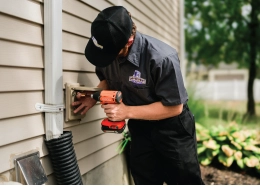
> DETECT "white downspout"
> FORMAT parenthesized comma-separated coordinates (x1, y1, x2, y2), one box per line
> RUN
(44, 0, 63, 140)
(180, 0, 186, 85)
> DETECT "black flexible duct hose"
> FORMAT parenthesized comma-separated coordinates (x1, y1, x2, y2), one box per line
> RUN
(45, 131, 83, 185)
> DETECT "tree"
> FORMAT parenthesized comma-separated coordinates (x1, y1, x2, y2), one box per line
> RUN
(185, 0, 260, 116)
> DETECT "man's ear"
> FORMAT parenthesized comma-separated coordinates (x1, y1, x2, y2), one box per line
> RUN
(126, 36, 134, 47)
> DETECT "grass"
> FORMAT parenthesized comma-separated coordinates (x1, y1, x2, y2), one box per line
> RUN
(186, 83, 260, 130)
(203, 100, 260, 130)
(187, 93, 260, 130)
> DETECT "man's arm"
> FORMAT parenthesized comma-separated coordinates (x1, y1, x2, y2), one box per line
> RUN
(97, 80, 109, 90)
(102, 102, 183, 121)
(127, 102, 183, 120)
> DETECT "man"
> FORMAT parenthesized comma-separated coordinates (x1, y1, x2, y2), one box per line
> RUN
(73, 6, 204, 185)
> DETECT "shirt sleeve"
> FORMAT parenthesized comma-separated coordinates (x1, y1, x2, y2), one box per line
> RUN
(151, 53, 188, 106)
(95, 67, 105, 81)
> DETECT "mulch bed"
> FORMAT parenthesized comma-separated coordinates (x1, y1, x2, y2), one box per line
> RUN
(200, 164, 260, 185)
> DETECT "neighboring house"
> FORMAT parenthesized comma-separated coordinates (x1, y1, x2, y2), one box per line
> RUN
(187, 62, 260, 101)
(187, 62, 248, 81)
(208, 63, 248, 82)
(0, 0, 183, 184)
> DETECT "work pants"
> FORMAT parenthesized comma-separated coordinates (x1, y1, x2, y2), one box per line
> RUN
(127, 105, 204, 185)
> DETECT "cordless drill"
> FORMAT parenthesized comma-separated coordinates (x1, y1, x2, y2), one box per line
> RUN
(91, 90, 126, 134)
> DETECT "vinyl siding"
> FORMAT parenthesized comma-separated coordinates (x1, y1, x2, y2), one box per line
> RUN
(0, 0, 181, 184)
(0, 0, 47, 183)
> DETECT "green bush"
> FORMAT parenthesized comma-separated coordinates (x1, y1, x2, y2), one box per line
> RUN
(196, 122, 260, 174)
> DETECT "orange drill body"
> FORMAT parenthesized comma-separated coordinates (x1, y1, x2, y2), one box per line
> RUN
(91, 90, 126, 133)
(97, 91, 122, 104)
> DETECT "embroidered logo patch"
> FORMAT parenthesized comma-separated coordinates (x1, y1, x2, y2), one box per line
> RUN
(92, 36, 103, 49)
(129, 70, 146, 85)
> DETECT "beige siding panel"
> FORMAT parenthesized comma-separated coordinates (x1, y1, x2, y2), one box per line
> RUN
(41, 123, 121, 172)
(0, 170, 13, 183)
(63, 51, 95, 72)
(0, 40, 43, 68)
(126, 0, 175, 38)
(147, 0, 179, 49)
(0, 67, 43, 92)
(0, 129, 120, 175)
(0, 14, 43, 46)
(41, 156, 53, 176)
(108, 0, 172, 42)
(0, 136, 48, 173)
(0, 91, 43, 119)
(32, 0, 43, 2)
(166, 0, 173, 4)
(171, 1, 180, 25)
(63, 0, 99, 22)
(0, 157, 55, 183)
(156, 0, 175, 20)
(64, 104, 106, 129)
(160, 0, 173, 16)
(0, 167, 55, 184)
(78, 142, 121, 175)
(173, 1, 180, 30)
(65, 120, 104, 144)
(63, 71, 100, 88)
(139, 0, 175, 31)
(0, 135, 121, 178)
(46, 174, 56, 185)
(133, 18, 174, 47)
(37, 125, 121, 176)
(80, 0, 113, 11)
(151, 0, 178, 33)
(172, 0, 180, 51)
(63, 32, 88, 53)
(0, 0, 43, 24)
(62, 12, 91, 38)
(74, 133, 122, 160)
(0, 114, 44, 146)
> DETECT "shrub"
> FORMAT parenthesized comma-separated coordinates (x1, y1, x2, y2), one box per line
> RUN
(196, 122, 260, 174)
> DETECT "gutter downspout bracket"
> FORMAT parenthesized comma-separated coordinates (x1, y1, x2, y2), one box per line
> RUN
(35, 103, 64, 113)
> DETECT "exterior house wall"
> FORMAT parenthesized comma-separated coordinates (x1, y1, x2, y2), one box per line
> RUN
(0, 0, 181, 184)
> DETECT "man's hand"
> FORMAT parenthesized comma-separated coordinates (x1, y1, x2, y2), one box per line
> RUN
(101, 102, 129, 121)
(72, 91, 97, 115)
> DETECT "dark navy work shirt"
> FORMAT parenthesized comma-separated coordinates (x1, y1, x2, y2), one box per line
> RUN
(96, 31, 188, 106)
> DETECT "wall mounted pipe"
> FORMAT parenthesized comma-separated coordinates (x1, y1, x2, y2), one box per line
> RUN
(45, 131, 83, 185)
(44, 1, 82, 184)
(44, 0, 63, 141)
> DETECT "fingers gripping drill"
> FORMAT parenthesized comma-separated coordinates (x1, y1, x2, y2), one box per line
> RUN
(91, 90, 126, 134)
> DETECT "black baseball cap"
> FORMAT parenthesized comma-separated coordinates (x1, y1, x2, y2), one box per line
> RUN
(85, 6, 133, 67)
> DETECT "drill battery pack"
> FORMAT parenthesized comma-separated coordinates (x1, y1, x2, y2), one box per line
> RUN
(101, 118, 126, 134)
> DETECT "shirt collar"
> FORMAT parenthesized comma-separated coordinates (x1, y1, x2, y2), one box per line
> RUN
(126, 31, 142, 67)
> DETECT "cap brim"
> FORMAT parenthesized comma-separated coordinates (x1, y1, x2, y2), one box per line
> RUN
(85, 38, 118, 67)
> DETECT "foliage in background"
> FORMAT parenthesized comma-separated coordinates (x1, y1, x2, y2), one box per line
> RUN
(187, 83, 260, 129)
(186, 83, 206, 124)
(196, 122, 260, 174)
(187, 85, 260, 173)
(185, 0, 260, 116)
